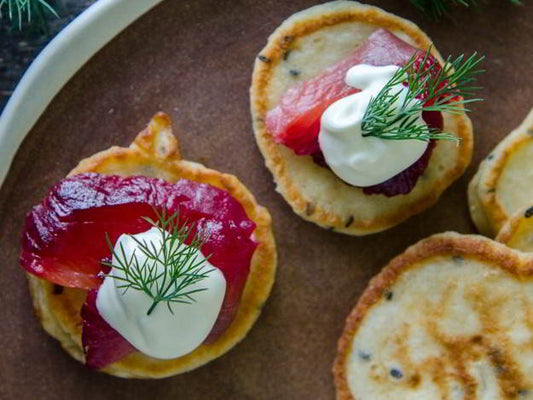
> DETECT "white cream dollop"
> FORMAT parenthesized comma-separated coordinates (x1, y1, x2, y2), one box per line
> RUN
(318, 64, 428, 187)
(96, 227, 226, 359)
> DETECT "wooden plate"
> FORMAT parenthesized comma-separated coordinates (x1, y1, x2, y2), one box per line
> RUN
(0, 1, 532, 399)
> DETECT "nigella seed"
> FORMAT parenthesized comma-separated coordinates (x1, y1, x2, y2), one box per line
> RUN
(518, 389, 529, 396)
(452, 255, 464, 264)
(525, 207, 533, 218)
(487, 188, 496, 193)
(345, 215, 355, 228)
(289, 69, 300, 77)
(258, 55, 271, 63)
(53, 284, 64, 295)
(358, 350, 371, 361)
(305, 202, 316, 216)
(487, 154, 494, 160)
(384, 291, 394, 301)
(283, 50, 291, 61)
(390, 368, 403, 379)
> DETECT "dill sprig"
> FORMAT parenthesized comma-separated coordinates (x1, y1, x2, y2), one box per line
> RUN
(103, 209, 214, 316)
(410, 0, 522, 20)
(0, 0, 58, 31)
(361, 49, 485, 142)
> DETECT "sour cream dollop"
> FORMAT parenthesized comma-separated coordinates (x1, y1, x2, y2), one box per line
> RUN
(318, 64, 428, 187)
(96, 227, 226, 359)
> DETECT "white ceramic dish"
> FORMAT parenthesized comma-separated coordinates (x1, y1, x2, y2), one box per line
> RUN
(0, 0, 164, 187)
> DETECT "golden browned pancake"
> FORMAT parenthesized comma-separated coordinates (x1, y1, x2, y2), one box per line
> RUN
(250, 0, 473, 236)
(468, 108, 533, 237)
(334, 232, 533, 400)
(497, 205, 533, 252)
(27, 113, 277, 378)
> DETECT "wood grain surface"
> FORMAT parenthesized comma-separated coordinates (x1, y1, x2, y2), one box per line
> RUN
(0, 1, 532, 399)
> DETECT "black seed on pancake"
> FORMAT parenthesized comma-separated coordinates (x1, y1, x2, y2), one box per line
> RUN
(305, 202, 315, 216)
(345, 215, 354, 228)
(487, 188, 496, 193)
(283, 50, 291, 61)
(384, 291, 393, 301)
(358, 350, 371, 361)
(487, 154, 494, 160)
(52, 284, 64, 295)
(452, 255, 464, 264)
(525, 207, 533, 218)
(258, 55, 271, 63)
(390, 368, 403, 379)
(518, 389, 529, 396)
(289, 69, 300, 77)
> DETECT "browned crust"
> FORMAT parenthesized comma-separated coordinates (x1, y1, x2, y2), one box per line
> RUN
(27, 112, 277, 378)
(467, 165, 493, 237)
(496, 207, 527, 246)
(332, 231, 533, 400)
(468, 108, 533, 237)
(496, 204, 533, 247)
(250, 1, 473, 236)
(477, 134, 533, 234)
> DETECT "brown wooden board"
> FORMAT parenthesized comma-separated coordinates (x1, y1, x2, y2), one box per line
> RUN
(1, 1, 532, 399)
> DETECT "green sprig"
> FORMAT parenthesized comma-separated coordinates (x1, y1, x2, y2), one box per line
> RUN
(0, 0, 58, 31)
(361, 49, 485, 142)
(410, 0, 522, 20)
(103, 208, 213, 316)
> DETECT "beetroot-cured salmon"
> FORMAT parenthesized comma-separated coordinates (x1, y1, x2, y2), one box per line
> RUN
(21, 173, 258, 367)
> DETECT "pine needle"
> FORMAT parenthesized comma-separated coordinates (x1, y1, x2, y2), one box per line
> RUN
(0, 0, 58, 32)
(410, 0, 523, 20)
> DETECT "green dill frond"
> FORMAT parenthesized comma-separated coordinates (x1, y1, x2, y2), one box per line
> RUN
(361, 48, 485, 142)
(103, 208, 214, 316)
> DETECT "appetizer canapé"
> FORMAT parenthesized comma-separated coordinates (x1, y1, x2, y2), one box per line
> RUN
(21, 113, 276, 378)
(251, 1, 481, 235)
